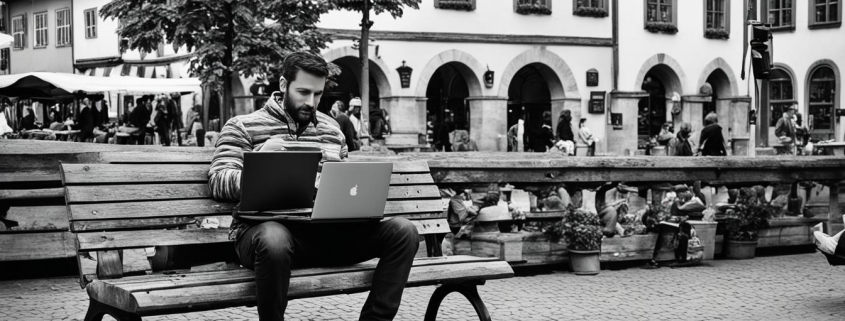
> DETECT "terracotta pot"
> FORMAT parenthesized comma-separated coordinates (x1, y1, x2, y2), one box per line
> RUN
(724, 239, 758, 259)
(569, 249, 601, 275)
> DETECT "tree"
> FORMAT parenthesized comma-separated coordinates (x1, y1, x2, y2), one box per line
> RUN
(331, 0, 420, 136)
(101, 0, 333, 125)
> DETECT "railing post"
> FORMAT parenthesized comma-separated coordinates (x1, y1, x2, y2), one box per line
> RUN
(829, 181, 842, 234)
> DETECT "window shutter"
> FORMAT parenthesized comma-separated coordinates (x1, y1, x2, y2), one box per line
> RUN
(22, 15, 26, 47)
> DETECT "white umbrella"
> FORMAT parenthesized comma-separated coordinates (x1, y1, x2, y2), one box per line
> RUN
(0, 33, 13, 49)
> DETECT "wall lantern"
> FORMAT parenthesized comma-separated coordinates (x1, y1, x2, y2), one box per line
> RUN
(484, 66, 495, 88)
(396, 60, 412, 89)
(586, 69, 599, 87)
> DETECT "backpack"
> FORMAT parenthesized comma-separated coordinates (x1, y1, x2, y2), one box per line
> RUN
(676, 138, 694, 156)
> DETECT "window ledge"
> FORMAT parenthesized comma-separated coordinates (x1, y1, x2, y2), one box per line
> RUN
(809, 21, 842, 30)
(12, 47, 24, 51)
(516, 4, 552, 15)
(56, 44, 72, 48)
(770, 25, 796, 32)
(436, 0, 475, 11)
(644, 21, 678, 34)
(704, 28, 730, 39)
(33, 45, 47, 49)
(573, 7, 608, 18)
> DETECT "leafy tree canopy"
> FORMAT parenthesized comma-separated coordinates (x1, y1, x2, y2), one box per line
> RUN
(101, 0, 334, 91)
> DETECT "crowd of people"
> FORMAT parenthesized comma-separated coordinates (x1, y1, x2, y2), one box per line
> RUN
(0, 93, 203, 146)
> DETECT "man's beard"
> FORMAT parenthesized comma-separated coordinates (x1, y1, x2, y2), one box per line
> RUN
(284, 94, 315, 124)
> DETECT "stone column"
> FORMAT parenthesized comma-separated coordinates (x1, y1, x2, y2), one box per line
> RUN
(721, 96, 752, 156)
(382, 96, 426, 135)
(606, 91, 648, 156)
(467, 96, 508, 151)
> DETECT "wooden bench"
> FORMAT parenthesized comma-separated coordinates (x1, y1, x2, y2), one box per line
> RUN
(61, 159, 513, 321)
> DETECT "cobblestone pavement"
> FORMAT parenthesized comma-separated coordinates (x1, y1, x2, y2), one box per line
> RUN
(3, 252, 845, 320)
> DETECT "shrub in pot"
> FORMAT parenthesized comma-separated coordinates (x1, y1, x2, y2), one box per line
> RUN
(547, 206, 603, 275)
(723, 187, 777, 259)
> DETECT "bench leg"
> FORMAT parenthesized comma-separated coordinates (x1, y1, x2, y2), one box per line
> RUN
(424, 234, 444, 257)
(85, 298, 141, 321)
(424, 282, 491, 321)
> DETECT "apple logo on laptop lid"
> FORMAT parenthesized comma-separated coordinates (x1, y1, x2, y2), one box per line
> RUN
(350, 185, 358, 196)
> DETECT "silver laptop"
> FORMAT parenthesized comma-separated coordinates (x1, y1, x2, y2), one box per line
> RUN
(238, 152, 392, 222)
(311, 162, 392, 221)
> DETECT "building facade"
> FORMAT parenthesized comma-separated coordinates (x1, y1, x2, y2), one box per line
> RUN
(315, 0, 843, 155)
(7, 0, 74, 74)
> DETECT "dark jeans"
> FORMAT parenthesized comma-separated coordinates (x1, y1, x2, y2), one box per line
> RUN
(157, 124, 171, 146)
(235, 218, 420, 321)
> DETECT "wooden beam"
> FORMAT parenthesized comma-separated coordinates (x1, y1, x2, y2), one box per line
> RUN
(0, 232, 76, 260)
(830, 182, 842, 234)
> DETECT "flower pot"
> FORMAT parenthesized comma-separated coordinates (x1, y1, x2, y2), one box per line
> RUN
(724, 239, 758, 259)
(569, 249, 601, 275)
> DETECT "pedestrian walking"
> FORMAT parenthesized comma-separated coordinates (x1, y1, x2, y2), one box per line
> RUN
(578, 118, 598, 156)
(556, 109, 576, 155)
(168, 93, 184, 146)
(77, 99, 96, 142)
(775, 104, 799, 155)
(155, 95, 172, 146)
(698, 112, 727, 156)
(334, 100, 359, 151)
(668, 122, 695, 156)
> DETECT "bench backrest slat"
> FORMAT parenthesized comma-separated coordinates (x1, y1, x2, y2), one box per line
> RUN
(78, 228, 230, 251)
(65, 184, 441, 203)
(62, 160, 446, 253)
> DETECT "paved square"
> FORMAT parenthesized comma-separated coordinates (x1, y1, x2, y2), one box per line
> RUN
(2, 253, 844, 320)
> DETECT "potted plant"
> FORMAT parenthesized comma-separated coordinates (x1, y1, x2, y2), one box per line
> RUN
(573, 6, 608, 18)
(723, 187, 776, 259)
(516, 2, 552, 15)
(704, 28, 730, 39)
(644, 21, 678, 34)
(547, 206, 603, 275)
(438, 0, 474, 11)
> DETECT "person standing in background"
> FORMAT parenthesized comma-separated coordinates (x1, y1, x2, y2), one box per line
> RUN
(578, 118, 598, 156)
(168, 93, 184, 146)
(155, 95, 172, 146)
(668, 122, 695, 156)
(698, 112, 727, 156)
(774, 104, 798, 155)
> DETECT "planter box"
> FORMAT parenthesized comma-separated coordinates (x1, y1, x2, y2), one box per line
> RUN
(453, 231, 569, 265)
(601, 220, 718, 262)
(714, 217, 825, 254)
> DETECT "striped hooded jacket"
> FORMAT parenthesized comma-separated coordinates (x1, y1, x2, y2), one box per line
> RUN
(208, 92, 348, 240)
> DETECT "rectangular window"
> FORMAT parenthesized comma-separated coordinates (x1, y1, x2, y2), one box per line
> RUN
(646, 0, 675, 23)
(56, 8, 71, 47)
(764, 0, 796, 30)
(809, 0, 842, 28)
(34, 12, 47, 48)
(705, 0, 726, 29)
(84, 8, 97, 39)
(573, 0, 609, 17)
(12, 15, 25, 49)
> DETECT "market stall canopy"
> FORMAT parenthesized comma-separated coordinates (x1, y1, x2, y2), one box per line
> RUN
(0, 72, 201, 99)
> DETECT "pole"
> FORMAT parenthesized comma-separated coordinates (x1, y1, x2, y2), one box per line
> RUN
(222, 2, 235, 125)
(360, 0, 371, 143)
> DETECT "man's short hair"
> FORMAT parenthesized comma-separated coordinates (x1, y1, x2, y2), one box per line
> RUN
(704, 112, 718, 125)
(281, 51, 330, 87)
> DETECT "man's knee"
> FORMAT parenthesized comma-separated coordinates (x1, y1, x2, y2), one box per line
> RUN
(252, 222, 294, 259)
(383, 218, 419, 247)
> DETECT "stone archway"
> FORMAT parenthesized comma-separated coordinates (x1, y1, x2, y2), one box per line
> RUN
(498, 49, 579, 152)
(415, 49, 485, 98)
(497, 48, 577, 99)
(697, 58, 739, 97)
(634, 53, 686, 95)
(322, 46, 394, 97)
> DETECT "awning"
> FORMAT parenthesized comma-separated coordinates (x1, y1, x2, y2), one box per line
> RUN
(0, 72, 201, 99)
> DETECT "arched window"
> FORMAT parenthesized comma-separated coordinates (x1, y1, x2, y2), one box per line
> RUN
(808, 66, 837, 138)
(768, 68, 794, 127)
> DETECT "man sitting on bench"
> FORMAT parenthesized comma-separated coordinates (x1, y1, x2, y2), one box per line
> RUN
(208, 51, 420, 321)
